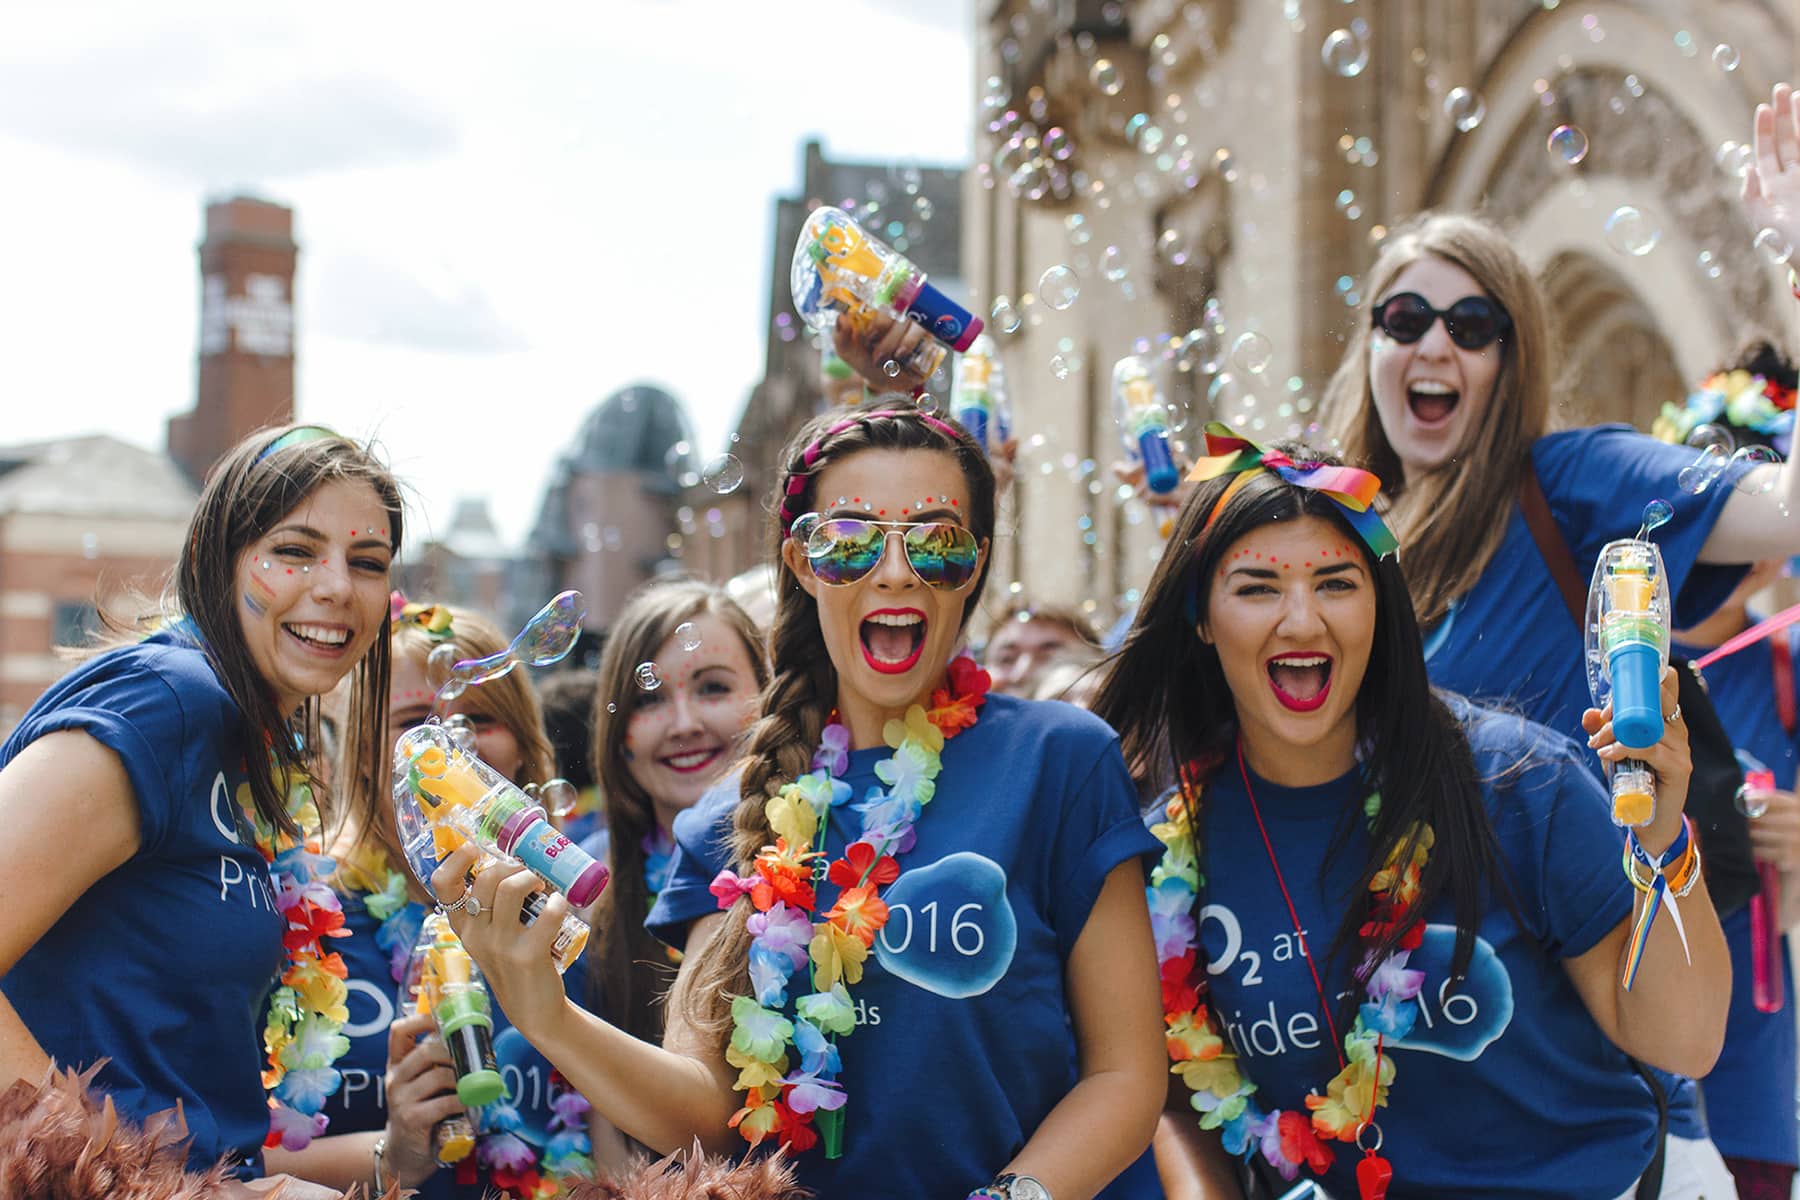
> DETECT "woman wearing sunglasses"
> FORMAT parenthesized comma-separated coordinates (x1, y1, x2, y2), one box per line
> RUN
(431, 396, 1166, 1200)
(1095, 432, 1729, 1199)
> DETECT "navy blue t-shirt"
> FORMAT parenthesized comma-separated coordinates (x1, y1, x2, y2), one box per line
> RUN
(1423, 425, 1746, 742)
(1166, 706, 1665, 1198)
(646, 694, 1163, 1198)
(1679, 626, 1800, 1166)
(1, 632, 284, 1177)
(321, 893, 593, 1197)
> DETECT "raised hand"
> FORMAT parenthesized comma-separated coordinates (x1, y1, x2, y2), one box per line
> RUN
(1742, 83, 1800, 260)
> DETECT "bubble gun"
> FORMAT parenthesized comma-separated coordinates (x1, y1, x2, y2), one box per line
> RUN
(399, 911, 503, 1163)
(1746, 766, 1785, 1013)
(1584, 539, 1671, 827)
(953, 333, 1010, 454)
(1112, 355, 1180, 494)
(393, 723, 597, 972)
(791, 206, 982, 380)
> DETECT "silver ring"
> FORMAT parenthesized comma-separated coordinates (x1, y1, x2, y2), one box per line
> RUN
(441, 893, 470, 913)
(464, 895, 482, 917)
(1666, 704, 1682, 723)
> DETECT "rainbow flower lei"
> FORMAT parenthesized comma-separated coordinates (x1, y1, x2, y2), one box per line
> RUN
(708, 656, 989, 1157)
(250, 767, 354, 1151)
(1653, 368, 1797, 455)
(1150, 768, 1432, 1185)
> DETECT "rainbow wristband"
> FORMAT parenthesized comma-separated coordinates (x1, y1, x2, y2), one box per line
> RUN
(1629, 816, 1691, 871)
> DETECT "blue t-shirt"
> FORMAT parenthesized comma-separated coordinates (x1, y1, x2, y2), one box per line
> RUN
(646, 694, 1163, 1198)
(1167, 706, 1665, 1198)
(1423, 426, 1746, 742)
(1678, 626, 1800, 1166)
(320, 893, 592, 1197)
(0, 632, 284, 1177)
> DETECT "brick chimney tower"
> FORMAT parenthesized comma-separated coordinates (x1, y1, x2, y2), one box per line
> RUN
(166, 196, 298, 484)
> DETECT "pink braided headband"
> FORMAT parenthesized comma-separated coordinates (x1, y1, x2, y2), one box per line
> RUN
(778, 410, 964, 532)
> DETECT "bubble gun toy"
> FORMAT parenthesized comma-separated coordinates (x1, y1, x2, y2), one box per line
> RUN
(1112, 355, 1180, 494)
(1746, 766, 1785, 1013)
(791, 206, 982, 380)
(953, 334, 1010, 454)
(394, 723, 597, 972)
(399, 912, 503, 1163)
(1584, 539, 1671, 827)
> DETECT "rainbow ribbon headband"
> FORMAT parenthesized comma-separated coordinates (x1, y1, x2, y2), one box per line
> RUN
(1186, 421, 1399, 559)
(254, 425, 340, 464)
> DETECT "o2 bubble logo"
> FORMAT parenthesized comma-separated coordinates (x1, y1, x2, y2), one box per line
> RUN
(875, 852, 1017, 999)
(1393, 924, 1514, 1062)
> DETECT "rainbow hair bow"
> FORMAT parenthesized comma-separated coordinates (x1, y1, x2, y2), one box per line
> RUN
(1185, 422, 1399, 559)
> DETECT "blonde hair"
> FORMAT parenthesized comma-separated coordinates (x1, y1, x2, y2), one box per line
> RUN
(1321, 211, 1558, 625)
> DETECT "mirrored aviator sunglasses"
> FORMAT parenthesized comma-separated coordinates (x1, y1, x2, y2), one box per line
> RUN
(791, 514, 980, 589)
(1371, 291, 1511, 351)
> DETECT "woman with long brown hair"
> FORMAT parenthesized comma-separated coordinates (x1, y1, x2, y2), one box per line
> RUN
(0, 425, 401, 1195)
(434, 395, 1166, 1200)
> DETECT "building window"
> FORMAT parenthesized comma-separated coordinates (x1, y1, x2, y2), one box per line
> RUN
(53, 601, 97, 648)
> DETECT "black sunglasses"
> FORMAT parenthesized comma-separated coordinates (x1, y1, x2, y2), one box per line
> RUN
(1371, 292, 1512, 350)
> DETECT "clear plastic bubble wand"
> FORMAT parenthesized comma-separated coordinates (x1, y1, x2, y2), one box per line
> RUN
(790, 205, 983, 382)
(398, 910, 506, 1164)
(1586, 502, 1689, 988)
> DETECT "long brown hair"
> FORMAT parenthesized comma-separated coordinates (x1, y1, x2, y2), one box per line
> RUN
(177, 425, 403, 839)
(668, 396, 997, 1045)
(1321, 211, 1557, 626)
(338, 604, 552, 890)
(586, 577, 768, 1044)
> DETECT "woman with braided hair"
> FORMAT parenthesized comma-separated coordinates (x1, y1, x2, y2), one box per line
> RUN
(433, 395, 1166, 1200)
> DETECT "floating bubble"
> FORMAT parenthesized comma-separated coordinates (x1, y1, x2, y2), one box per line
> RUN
(1640, 499, 1673, 534)
(1321, 26, 1369, 77)
(1044, 126, 1074, 161)
(1714, 43, 1740, 72)
(426, 642, 462, 690)
(442, 713, 477, 752)
(538, 778, 579, 818)
(1231, 331, 1274, 374)
(913, 196, 934, 220)
(1156, 228, 1190, 266)
(1678, 444, 1731, 495)
(1688, 424, 1735, 455)
(1732, 444, 1783, 493)
(1090, 58, 1123, 95)
(1738, 783, 1772, 819)
(1100, 245, 1129, 282)
(635, 662, 663, 691)
(1038, 265, 1081, 310)
(1049, 353, 1073, 380)
(446, 591, 587, 694)
(1718, 140, 1754, 177)
(1444, 87, 1486, 132)
(1697, 249, 1724, 279)
(1547, 124, 1589, 165)
(605, 701, 618, 715)
(882, 359, 902, 378)
(990, 296, 1022, 333)
(1603, 206, 1660, 256)
(1756, 228, 1794, 265)
(1064, 213, 1090, 245)
(701, 454, 744, 495)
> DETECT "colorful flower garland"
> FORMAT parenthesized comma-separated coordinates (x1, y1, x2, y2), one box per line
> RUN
(1653, 368, 1796, 455)
(1149, 767, 1431, 1193)
(708, 657, 990, 1157)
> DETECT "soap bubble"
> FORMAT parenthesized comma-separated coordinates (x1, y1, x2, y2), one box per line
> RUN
(1049, 353, 1073, 380)
(1678, 428, 1732, 494)
(913, 196, 934, 220)
(1755, 228, 1794, 265)
(1178, 324, 1224, 374)
(1321, 27, 1369, 77)
(1732, 444, 1783, 493)
(1640, 499, 1673, 534)
(634, 662, 663, 691)
(991, 296, 1022, 333)
(882, 359, 902, 377)
(1547, 124, 1589, 165)
(1090, 59, 1123, 95)
(1697, 249, 1724, 279)
(605, 701, 618, 715)
(701, 455, 744, 495)
(443, 713, 477, 752)
(1714, 43, 1740, 72)
(1100, 245, 1129, 282)
(1603, 207, 1660, 256)
(1156, 228, 1191, 266)
(1064, 213, 1090, 245)
(1038, 265, 1081, 310)
(675, 621, 703, 651)
(1738, 783, 1772, 819)
(539, 779, 579, 818)
(1231, 331, 1274, 374)
(1044, 127, 1074, 161)
(1444, 87, 1486, 132)
(426, 642, 461, 690)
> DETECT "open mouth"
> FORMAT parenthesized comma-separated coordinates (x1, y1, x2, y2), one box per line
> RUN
(284, 622, 352, 654)
(860, 609, 927, 675)
(1406, 380, 1459, 426)
(660, 746, 724, 775)
(1266, 653, 1333, 713)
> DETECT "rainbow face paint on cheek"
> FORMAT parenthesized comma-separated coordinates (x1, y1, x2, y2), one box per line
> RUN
(243, 573, 278, 617)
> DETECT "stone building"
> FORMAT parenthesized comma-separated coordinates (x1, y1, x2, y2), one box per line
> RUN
(967, 0, 1797, 618)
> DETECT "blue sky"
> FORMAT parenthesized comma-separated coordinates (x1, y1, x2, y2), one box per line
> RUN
(0, 0, 974, 544)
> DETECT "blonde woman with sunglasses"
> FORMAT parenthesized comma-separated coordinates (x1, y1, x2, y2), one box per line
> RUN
(433, 395, 1166, 1200)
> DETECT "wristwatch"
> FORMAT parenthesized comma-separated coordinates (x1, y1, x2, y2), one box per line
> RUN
(975, 1175, 1051, 1200)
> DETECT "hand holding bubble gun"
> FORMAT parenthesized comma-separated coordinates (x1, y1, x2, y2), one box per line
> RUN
(399, 912, 502, 1164)
(1584, 539, 1672, 826)
(1112, 355, 1180, 494)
